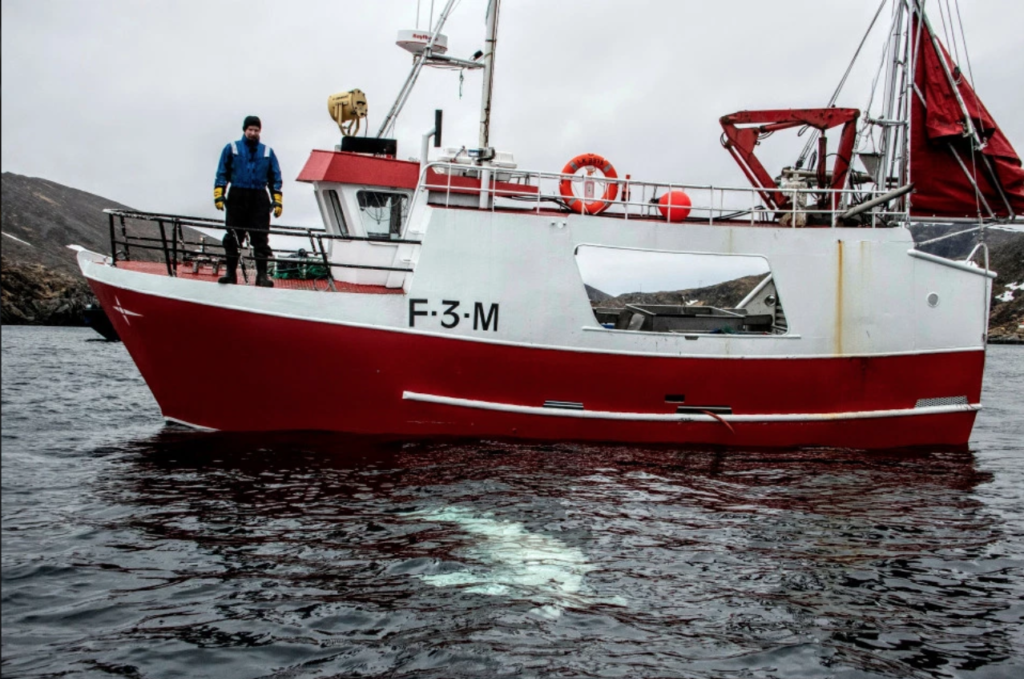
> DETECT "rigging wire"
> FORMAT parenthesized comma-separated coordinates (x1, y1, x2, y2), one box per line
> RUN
(935, 0, 989, 222)
(937, 0, 951, 64)
(951, 0, 984, 140)
(796, 0, 888, 168)
(856, 1, 898, 158)
(953, 0, 976, 91)
(954, 0, 985, 230)
(943, 0, 962, 70)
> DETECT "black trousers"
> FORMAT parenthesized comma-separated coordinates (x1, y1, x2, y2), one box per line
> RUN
(223, 188, 272, 272)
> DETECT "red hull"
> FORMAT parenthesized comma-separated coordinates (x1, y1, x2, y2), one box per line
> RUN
(89, 279, 982, 449)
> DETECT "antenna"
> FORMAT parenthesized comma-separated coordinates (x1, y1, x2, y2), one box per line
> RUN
(377, 0, 486, 139)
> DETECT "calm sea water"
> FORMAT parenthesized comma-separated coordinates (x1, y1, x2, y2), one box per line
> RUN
(2, 326, 1022, 679)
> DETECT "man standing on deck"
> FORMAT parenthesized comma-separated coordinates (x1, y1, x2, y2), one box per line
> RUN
(213, 115, 283, 287)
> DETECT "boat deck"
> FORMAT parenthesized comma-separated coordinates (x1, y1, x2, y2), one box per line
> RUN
(115, 261, 403, 294)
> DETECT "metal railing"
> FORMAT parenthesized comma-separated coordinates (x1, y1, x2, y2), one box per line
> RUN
(412, 162, 910, 229)
(103, 209, 423, 290)
(101, 164, 911, 293)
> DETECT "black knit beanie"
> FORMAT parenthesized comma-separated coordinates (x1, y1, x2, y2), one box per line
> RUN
(243, 115, 262, 130)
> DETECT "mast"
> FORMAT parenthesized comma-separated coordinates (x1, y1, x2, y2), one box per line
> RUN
(876, 1, 905, 191)
(478, 0, 501, 149)
(900, 0, 926, 213)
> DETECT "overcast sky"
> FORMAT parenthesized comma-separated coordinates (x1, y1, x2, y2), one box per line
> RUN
(3, 0, 1023, 233)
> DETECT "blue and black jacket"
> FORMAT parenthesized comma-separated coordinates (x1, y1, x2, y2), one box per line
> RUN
(215, 138, 283, 193)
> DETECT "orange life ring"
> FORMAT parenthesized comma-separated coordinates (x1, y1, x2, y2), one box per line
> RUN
(559, 153, 619, 215)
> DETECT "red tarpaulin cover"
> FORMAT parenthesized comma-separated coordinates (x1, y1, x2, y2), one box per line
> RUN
(910, 19, 1024, 218)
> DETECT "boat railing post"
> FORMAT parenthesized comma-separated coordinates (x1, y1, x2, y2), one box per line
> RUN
(535, 171, 541, 214)
(119, 214, 131, 260)
(306, 229, 319, 260)
(315, 233, 337, 292)
(479, 165, 491, 210)
(622, 175, 630, 220)
(964, 240, 993, 340)
(170, 219, 180, 273)
(108, 212, 118, 266)
(156, 219, 174, 277)
(446, 163, 453, 209)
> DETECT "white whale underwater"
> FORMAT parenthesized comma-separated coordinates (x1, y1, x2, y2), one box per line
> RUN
(409, 506, 623, 618)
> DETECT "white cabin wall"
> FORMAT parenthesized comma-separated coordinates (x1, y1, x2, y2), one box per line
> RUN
(407, 209, 597, 344)
(314, 182, 415, 286)
(313, 190, 335, 236)
(910, 258, 992, 350)
(407, 210, 984, 358)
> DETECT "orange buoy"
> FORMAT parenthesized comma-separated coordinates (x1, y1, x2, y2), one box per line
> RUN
(658, 190, 692, 222)
(559, 153, 619, 215)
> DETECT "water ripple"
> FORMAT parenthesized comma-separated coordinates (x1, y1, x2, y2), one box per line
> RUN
(2, 328, 1022, 678)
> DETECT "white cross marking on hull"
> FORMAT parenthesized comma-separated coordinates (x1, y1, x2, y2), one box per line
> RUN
(112, 296, 143, 326)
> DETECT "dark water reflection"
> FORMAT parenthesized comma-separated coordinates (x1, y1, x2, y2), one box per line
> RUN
(24, 437, 1021, 677)
(2, 329, 1022, 678)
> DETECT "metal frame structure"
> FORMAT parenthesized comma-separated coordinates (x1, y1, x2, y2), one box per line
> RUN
(719, 108, 861, 212)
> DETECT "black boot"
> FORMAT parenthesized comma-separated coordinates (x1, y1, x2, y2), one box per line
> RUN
(255, 259, 274, 288)
(219, 258, 238, 284)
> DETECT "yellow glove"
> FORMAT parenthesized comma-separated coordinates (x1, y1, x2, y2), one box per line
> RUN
(213, 186, 225, 211)
(272, 192, 283, 219)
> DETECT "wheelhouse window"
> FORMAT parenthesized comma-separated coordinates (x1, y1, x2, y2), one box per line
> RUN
(357, 190, 409, 240)
(575, 245, 788, 335)
(324, 189, 349, 236)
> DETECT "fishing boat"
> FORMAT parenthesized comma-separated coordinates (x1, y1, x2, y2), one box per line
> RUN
(74, 1, 1023, 448)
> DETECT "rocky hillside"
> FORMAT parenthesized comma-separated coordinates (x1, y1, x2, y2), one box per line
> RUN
(1, 257, 94, 326)
(2, 172, 137, 276)
(1, 172, 207, 325)
(986, 234, 1024, 341)
(591, 274, 767, 310)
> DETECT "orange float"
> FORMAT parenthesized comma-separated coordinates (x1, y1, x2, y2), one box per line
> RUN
(559, 153, 619, 215)
(658, 190, 692, 222)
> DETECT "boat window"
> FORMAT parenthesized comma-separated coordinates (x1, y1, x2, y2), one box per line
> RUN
(357, 190, 409, 240)
(324, 189, 349, 236)
(575, 245, 787, 335)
